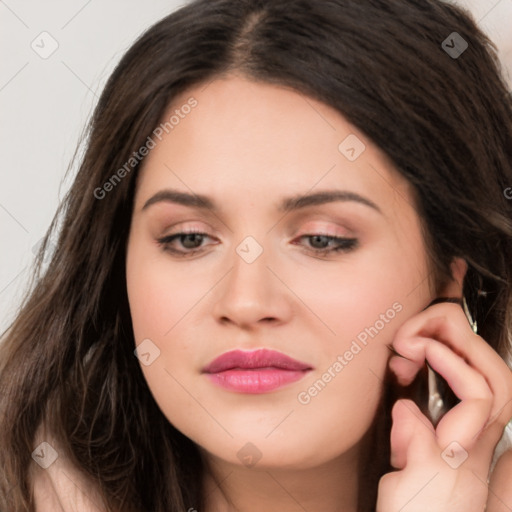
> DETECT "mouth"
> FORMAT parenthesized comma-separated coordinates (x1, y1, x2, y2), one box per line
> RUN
(202, 348, 313, 394)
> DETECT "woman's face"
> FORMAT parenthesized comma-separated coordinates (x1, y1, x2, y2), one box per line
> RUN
(126, 75, 434, 470)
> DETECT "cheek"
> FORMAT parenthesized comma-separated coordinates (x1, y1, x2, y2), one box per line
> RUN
(126, 244, 210, 343)
(272, 249, 420, 351)
(126, 246, 213, 445)
(295, 344, 389, 437)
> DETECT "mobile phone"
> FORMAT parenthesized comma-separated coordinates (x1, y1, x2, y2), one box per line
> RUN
(399, 362, 459, 427)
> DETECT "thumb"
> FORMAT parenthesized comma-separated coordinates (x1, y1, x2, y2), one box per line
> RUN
(390, 399, 436, 469)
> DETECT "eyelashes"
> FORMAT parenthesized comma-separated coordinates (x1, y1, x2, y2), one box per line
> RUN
(295, 234, 358, 255)
(156, 230, 358, 258)
(157, 231, 209, 257)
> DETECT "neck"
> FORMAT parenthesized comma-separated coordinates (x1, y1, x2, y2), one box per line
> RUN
(201, 443, 364, 512)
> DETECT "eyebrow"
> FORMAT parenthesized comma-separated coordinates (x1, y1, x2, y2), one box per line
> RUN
(141, 188, 382, 214)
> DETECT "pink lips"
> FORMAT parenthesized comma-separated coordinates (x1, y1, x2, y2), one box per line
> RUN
(202, 349, 313, 394)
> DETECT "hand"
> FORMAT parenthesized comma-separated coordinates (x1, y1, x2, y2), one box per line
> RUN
(376, 302, 512, 512)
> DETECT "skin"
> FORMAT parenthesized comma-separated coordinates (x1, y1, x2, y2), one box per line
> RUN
(379, 302, 512, 512)
(125, 74, 512, 511)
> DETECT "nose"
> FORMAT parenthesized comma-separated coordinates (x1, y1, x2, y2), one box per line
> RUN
(212, 237, 294, 330)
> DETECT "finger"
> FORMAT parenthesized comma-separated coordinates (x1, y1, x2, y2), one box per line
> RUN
(391, 337, 493, 448)
(390, 399, 436, 469)
(424, 339, 493, 449)
(394, 336, 493, 404)
(425, 338, 491, 402)
(420, 315, 512, 429)
(392, 303, 512, 428)
(388, 336, 431, 386)
(388, 354, 422, 386)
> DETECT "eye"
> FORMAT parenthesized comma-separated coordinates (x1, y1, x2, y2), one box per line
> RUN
(156, 229, 215, 257)
(156, 230, 358, 258)
(294, 234, 358, 256)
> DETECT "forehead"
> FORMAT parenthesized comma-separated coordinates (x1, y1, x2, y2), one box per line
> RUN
(134, 75, 415, 217)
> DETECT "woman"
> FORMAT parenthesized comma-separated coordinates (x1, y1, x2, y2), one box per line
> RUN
(1, 0, 512, 510)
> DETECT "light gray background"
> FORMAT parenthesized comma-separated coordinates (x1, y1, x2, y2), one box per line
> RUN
(1, 0, 511, 335)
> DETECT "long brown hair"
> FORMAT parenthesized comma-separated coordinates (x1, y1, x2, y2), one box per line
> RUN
(1, 1, 512, 510)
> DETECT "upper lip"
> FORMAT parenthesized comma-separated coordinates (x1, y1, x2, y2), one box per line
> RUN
(202, 349, 313, 373)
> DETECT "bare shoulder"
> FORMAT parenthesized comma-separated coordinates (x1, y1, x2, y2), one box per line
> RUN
(487, 449, 512, 512)
(29, 423, 107, 512)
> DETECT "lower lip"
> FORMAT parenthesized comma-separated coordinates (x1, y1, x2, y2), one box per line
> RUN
(205, 368, 310, 393)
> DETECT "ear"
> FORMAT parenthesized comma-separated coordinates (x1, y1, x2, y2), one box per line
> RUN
(438, 257, 468, 298)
